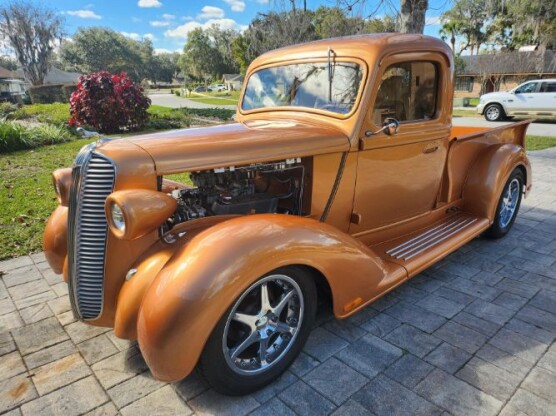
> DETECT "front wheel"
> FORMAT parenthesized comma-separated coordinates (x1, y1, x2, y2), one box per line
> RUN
(199, 267, 317, 395)
(484, 103, 505, 121)
(485, 169, 524, 239)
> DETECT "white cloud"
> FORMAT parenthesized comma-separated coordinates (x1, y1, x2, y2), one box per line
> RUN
(121, 32, 141, 40)
(154, 48, 173, 54)
(131, 17, 142, 22)
(83, 3, 94, 8)
(150, 13, 175, 27)
(150, 20, 171, 27)
(198, 6, 225, 20)
(165, 18, 246, 39)
(425, 16, 442, 26)
(223, 0, 245, 12)
(144, 33, 156, 41)
(182, 16, 194, 21)
(66, 10, 102, 19)
(255, 0, 269, 3)
(138, 0, 162, 8)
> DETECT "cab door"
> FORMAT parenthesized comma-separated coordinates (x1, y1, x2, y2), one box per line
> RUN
(350, 53, 451, 237)
(538, 81, 556, 114)
(507, 81, 541, 115)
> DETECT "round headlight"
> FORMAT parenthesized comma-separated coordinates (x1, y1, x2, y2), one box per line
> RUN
(111, 203, 125, 232)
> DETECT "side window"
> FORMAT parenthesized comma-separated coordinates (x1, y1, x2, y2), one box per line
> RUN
(540, 82, 556, 93)
(372, 61, 438, 125)
(515, 82, 538, 94)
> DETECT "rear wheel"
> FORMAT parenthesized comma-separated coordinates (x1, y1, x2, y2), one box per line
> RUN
(199, 267, 317, 395)
(484, 103, 505, 121)
(485, 169, 524, 239)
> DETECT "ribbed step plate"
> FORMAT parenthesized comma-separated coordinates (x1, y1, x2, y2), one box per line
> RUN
(385, 215, 479, 261)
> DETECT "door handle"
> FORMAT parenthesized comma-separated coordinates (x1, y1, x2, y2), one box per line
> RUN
(423, 145, 439, 154)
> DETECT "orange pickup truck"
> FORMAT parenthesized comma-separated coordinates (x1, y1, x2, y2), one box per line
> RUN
(44, 33, 532, 395)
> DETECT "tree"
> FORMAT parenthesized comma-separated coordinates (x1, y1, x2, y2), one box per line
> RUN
(150, 53, 180, 85)
(0, 1, 64, 85)
(440, 0, 490, 55)
(60, 27, 153, 82)
(243, 10, 318, 63)
(179, 28, 221, 80)
(399, 0, 429, 33)
(231, 35, 250, 74)
(314, 6, 360, 38)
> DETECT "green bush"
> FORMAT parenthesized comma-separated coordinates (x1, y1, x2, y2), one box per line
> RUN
(186, 108, 235, 120)
(174, 90, 181, 96)
(12, 103, 70, 126)
(0, 120, 74, 153)
(0, 121, 33, 152)
(0, 102, 19, 117)
(28, 84, 65, 104)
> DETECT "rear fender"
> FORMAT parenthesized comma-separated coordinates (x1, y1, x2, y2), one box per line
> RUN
(462, 143, 531, 221)
(137, 214, 400, 382)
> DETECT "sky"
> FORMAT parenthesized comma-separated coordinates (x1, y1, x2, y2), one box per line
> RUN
(45, 0, 451, 54)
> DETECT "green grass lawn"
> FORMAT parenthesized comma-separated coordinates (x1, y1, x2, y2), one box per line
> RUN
(0, 138, 93, 260)
(185, 91, 239, 106)
(526, 135, 556, 151)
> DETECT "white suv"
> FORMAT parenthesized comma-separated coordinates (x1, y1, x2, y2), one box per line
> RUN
(477, 79, 556, 121)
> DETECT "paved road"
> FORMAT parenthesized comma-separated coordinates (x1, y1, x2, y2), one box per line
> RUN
(149, 92, 237, 110)
(1, 149, 556, 415)
(453, 117, 556, 137)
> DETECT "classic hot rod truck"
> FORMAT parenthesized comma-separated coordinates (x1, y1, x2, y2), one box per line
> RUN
(43, 34, 532, 395)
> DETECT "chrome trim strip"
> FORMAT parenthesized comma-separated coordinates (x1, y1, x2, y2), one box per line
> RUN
(403, 219, 477, 260)
(387, 216, 478, 261)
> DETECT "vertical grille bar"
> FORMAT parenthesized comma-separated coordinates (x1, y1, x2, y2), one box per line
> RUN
(67, 147, 115, 320)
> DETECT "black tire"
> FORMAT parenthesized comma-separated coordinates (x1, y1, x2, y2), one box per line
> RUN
(199, 266, 317, 395)
(485, 169, 524, 239)
(484, 103, 505, 121)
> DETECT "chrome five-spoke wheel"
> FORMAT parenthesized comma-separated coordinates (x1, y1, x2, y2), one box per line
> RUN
(486, 169, 523, 239)
(499, 178, 520, 228)
(223, 275, 303, 374)
(200, 267, 316, 395)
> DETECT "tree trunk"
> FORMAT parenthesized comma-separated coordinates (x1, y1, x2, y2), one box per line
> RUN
(399, 0, 429, 34)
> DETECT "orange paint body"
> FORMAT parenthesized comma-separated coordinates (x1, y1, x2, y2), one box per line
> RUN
(43, 34, 532, 383)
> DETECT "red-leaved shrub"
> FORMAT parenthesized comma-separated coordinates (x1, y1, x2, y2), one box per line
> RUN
(69, 71, 151, 134)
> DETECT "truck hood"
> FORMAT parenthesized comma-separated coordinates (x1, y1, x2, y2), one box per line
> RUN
(115, 119, 350, 174)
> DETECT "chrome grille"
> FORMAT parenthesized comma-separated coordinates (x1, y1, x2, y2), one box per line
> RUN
(67, 148, 115, 320)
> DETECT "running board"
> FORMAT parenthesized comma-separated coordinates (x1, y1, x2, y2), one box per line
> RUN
(374, 213, 490, 276)
(386, 217, 478, 261)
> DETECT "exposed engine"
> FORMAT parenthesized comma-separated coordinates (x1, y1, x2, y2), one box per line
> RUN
(165, 158, 306, 230)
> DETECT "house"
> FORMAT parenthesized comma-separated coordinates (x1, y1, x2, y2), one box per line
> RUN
(222, 74, 244, 91)
(454, 49, 556, 98)
(15, 66, 81, 85)
(0, 66, 26, 102)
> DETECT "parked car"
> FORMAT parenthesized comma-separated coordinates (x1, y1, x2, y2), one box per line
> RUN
(44, 34, 532, 396)
(477, 79, 556, 121)
(208, 83, 227, 92)
(193, 85, 207, 93)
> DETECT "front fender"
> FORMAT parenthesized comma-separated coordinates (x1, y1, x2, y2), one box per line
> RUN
(43, 205, 68, 275)
(462, 143, 531, 221)
(137, 214, 402, 382)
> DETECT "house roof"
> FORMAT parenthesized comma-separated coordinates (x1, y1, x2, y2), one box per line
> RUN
(16, 66, 81, 84)
(459, 50, 556, 76)
(222, 74, 244, 82)
(0, 66, 22, 79)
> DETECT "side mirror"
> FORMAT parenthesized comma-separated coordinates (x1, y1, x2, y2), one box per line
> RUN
(382, 118, 400, 136)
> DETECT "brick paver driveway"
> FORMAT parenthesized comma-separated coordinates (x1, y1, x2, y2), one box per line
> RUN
(1, 148, 556, 416)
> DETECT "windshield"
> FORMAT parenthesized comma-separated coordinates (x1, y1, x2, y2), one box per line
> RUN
(241, 61, 363, 115)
